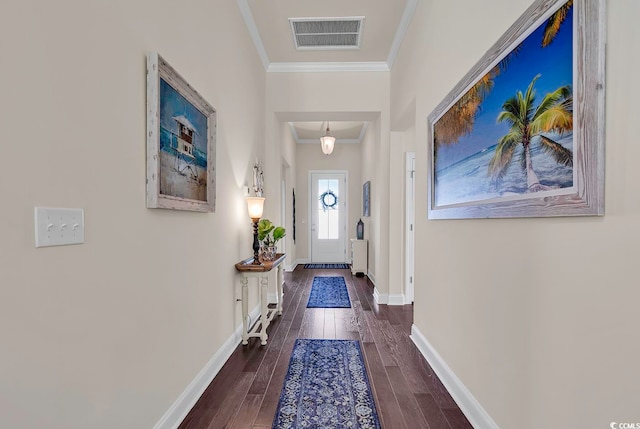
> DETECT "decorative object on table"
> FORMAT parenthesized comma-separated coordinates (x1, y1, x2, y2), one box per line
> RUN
(319, 189, 338, 211)
(319, 121, 336, 155)
(246, 196, 265, 265)
(272, 339, 381, 429)
(146, 52, 216, 212)
(307, 276, 351, 308)
(356, 218, 364, 240)
(362, 181, 370, 217)
(257, 219, 285, 262)
(252, 159, 264, 197)
(303, 263, 350, 269)
(292, 188, 296, 243)
(427, 0, 605, 219)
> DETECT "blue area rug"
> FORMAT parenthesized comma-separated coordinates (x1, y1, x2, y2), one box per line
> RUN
(272, 339, 381, 429)
(307, 276, 351, 308)
(304, 263, 350, 269)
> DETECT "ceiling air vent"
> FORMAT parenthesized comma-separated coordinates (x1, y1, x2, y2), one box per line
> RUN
(289, 17, 364, 50)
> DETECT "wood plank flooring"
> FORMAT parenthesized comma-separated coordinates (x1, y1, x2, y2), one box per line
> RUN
(178, 267, 473, 429)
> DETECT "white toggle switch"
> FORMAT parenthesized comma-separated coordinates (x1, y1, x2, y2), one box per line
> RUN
(35, 207, 85, 248)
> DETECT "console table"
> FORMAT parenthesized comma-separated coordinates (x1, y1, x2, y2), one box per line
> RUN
(234, 253, 285, 346)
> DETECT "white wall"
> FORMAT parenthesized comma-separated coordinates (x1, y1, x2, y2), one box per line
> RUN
(0, 1, 266, 428)
(392, 0, 640, 428)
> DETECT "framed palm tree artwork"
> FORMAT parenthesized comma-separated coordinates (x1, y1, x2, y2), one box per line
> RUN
(427, 0, 605, 219)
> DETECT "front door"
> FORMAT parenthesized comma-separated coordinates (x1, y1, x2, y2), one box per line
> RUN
(310, 172, 347, 263)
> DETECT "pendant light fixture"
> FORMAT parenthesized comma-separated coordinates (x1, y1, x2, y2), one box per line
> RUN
(320, 122, 336, 155)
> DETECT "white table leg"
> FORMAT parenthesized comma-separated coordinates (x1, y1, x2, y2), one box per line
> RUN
(276, 265, 283, 316)
(241, 276, 249, 345)
(260, 275, 269, 345)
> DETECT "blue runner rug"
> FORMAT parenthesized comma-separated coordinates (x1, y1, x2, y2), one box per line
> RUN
(304, 263, 350, 269)
(272, 339, 381, 429)
(307, 276, 351, 308)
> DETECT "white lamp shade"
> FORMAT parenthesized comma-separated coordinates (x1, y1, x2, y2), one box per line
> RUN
(246, 196, 265, 219)
(320, 135, 335, 155)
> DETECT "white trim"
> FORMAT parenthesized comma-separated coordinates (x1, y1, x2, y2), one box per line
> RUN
(358, 122, 370, 142)
(288, 123, 301, 144)
(267, 62, 390, 73)
(410, 325, 500, 429)
(236, 0, 270, 70)
(386, 0, 418, 68)
(387, 294, 406, 306)
(405, 152, 416, 304)
(373, 288, 388, 304)
(153, 306, 260, 429)
(367, 270, 376, 286)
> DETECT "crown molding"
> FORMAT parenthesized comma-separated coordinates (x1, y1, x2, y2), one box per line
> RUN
(237, 0, 270, 70)
(387, 0, 418, 68)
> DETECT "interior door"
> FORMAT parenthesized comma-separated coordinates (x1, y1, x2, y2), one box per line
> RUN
(405, 152, 416, 303)
(310, 172, 347, 263)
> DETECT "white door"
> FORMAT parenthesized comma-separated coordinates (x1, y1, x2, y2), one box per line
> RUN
(405, 153, 416, 303)
(310, 172, 347, 263)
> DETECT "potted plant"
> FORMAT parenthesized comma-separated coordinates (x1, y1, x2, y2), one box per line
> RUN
(257, 219, 286, 261)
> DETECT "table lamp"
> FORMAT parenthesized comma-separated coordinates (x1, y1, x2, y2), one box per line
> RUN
(246, 196, 265, 264)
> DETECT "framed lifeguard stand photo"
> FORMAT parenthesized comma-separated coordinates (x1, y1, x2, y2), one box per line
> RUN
(146, 52, 216, 212)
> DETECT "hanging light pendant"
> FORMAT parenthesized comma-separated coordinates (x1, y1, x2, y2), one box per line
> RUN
(320, 122, 336, 155)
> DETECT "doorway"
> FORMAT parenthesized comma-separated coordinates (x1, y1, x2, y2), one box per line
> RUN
(310, 171, 348, 263)
(405, 152, 415, 303)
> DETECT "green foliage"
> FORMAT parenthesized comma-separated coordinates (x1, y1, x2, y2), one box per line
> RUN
(258, 219, 274, 242)
(258, 219, 286, 246)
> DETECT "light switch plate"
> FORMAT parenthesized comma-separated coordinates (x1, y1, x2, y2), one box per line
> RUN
(35, 207, 84, 248)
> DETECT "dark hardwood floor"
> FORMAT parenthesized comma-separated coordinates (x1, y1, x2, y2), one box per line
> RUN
(179, 267, 473, 429)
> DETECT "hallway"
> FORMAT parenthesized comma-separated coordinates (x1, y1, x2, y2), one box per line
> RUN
(179, 267, 472, 428)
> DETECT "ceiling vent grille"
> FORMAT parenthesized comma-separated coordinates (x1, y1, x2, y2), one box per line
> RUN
(289, 17, 364, 50)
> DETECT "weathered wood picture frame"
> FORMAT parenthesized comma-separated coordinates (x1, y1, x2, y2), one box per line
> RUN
(427, 0, 605, 219)
(146, 52, 216, 212)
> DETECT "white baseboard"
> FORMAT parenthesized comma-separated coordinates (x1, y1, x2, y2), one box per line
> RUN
(285, 258, 302, 272)
(367, 271, 376, 285)
(373, 288, 387, 305)
(410, 325, 500, 429)
(388, 294, 406, 306)
(153, 306, 261, 429)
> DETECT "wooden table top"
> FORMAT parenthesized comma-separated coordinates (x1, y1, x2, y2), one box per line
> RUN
(235, 253, 286, 273)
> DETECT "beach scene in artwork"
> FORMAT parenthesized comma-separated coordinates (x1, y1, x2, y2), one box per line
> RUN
(159, 78, 208, 202)
(433, 1, 574, 207)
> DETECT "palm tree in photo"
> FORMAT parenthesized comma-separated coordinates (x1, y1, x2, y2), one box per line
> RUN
(434, 73, 494, 147)
(542, 0, 573, 47)
(488, 74, 573, 192)
(434, 45, 522, 149)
